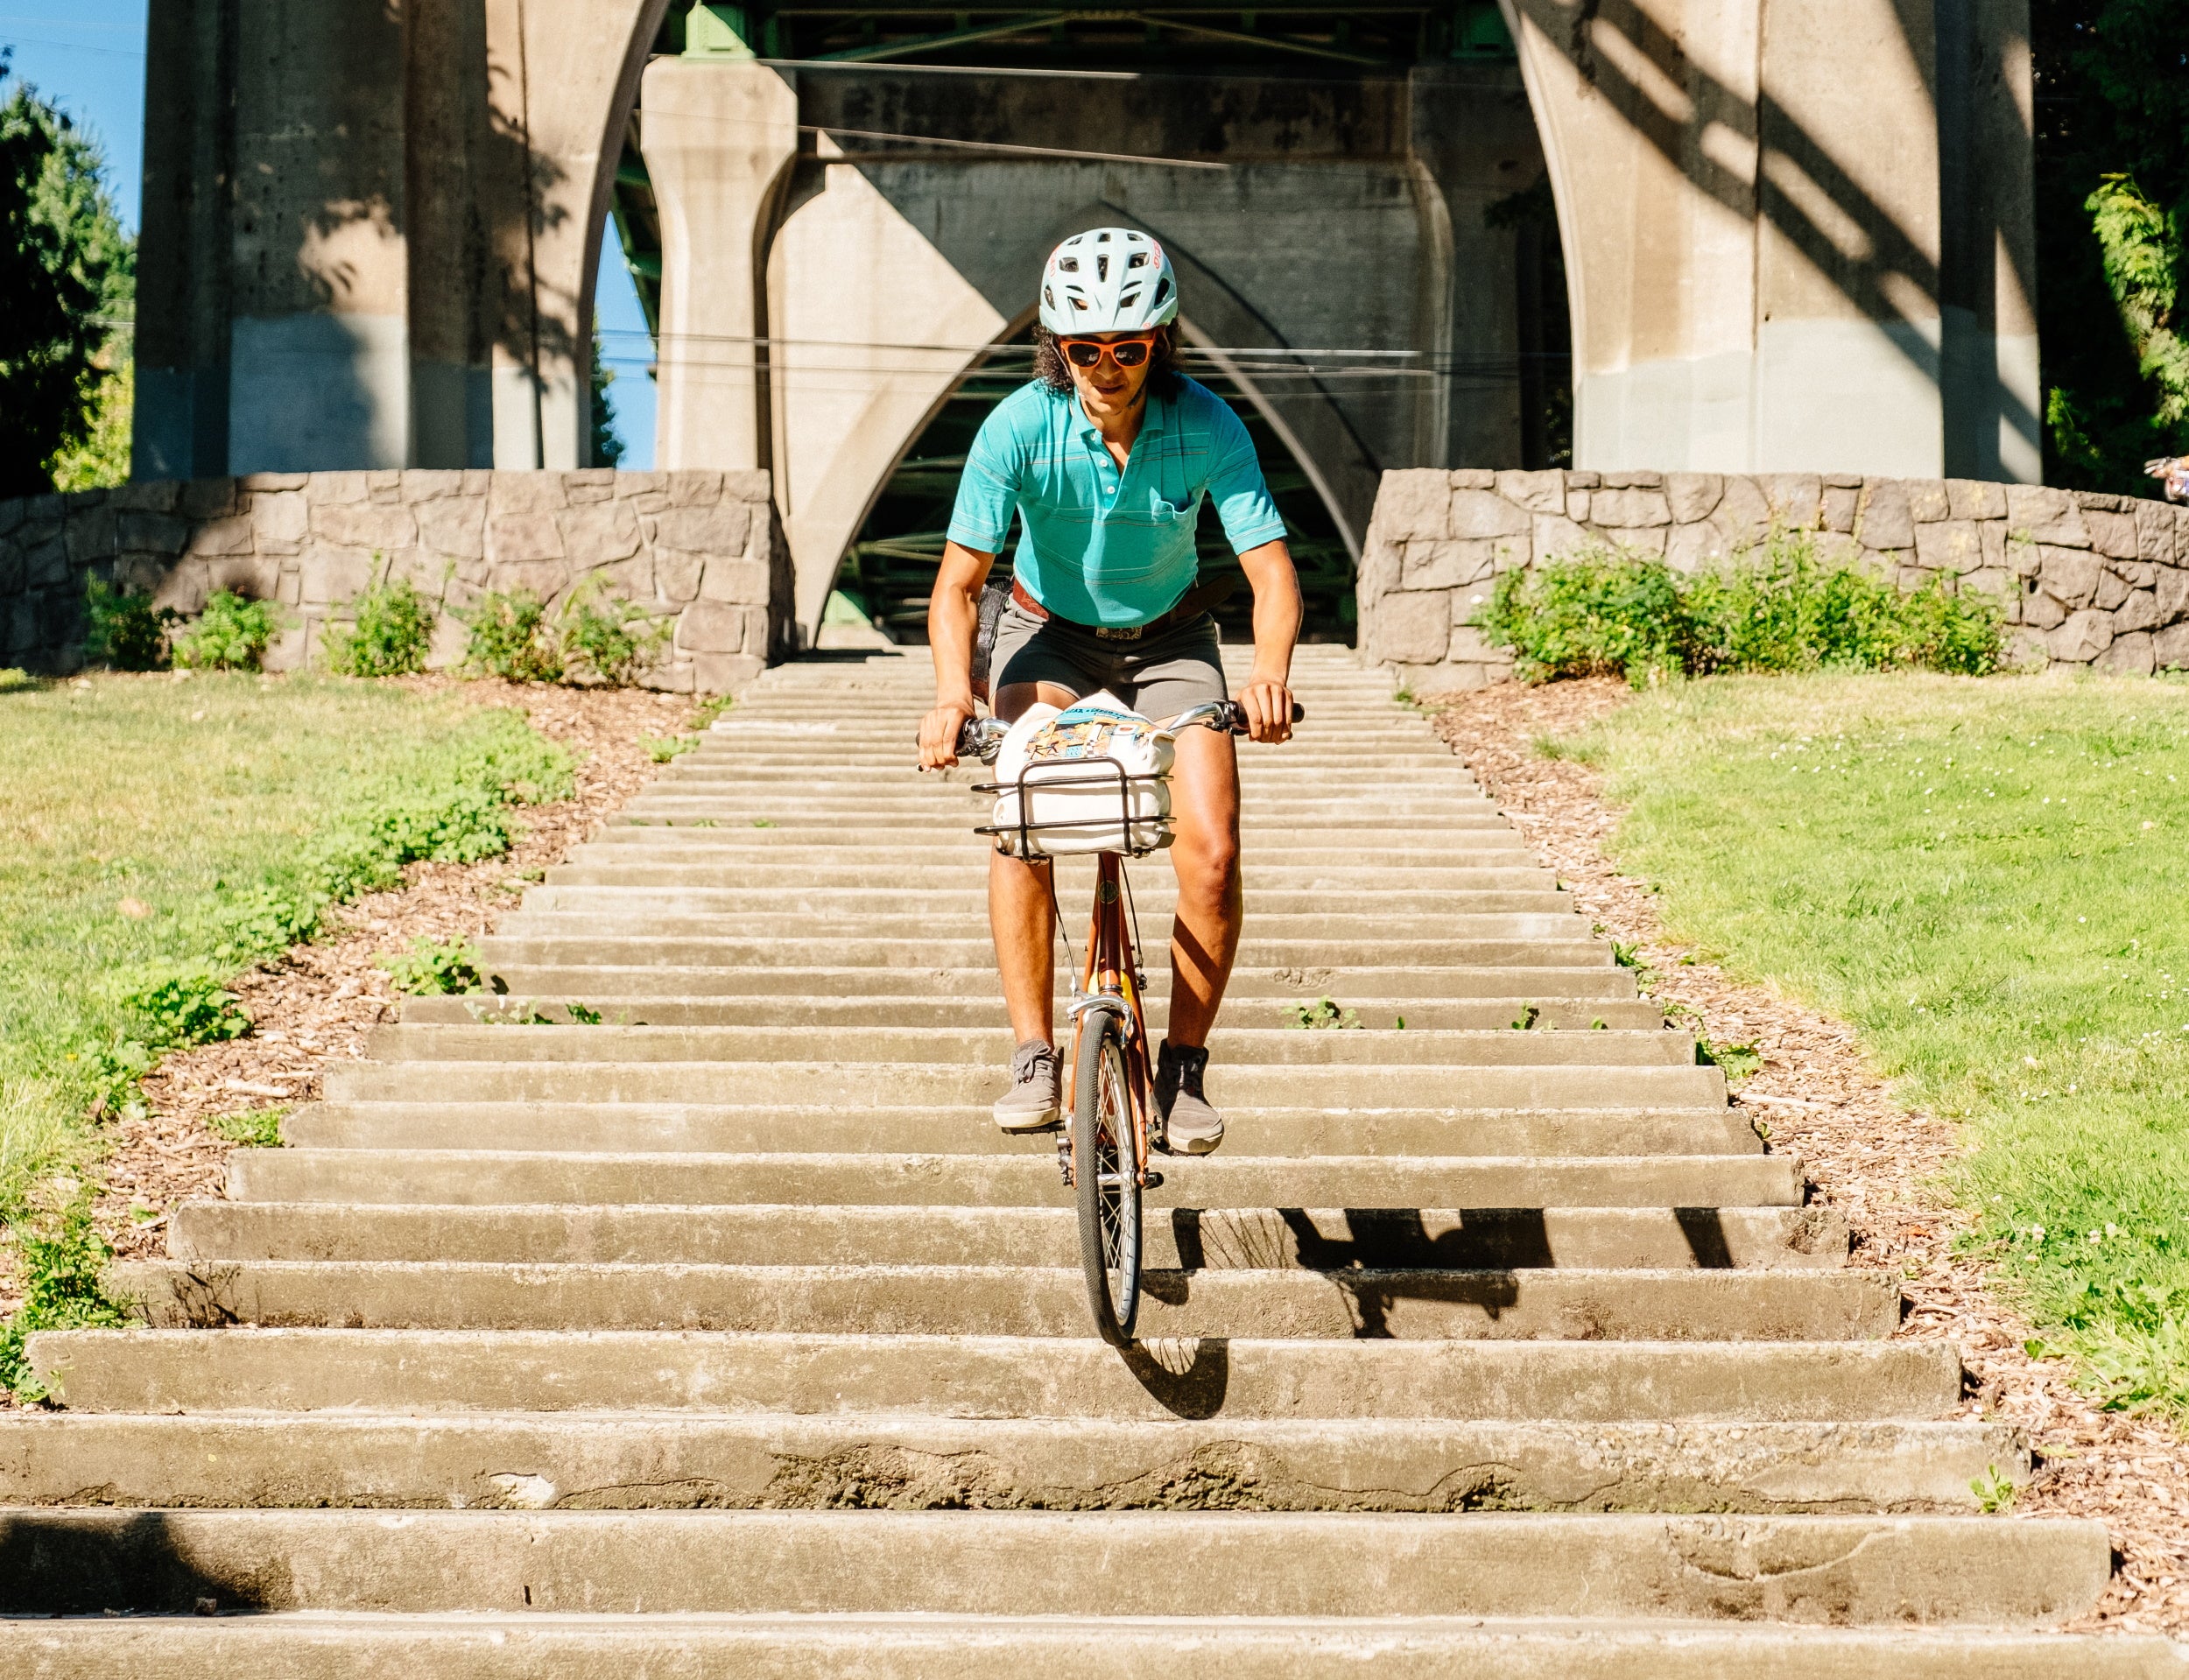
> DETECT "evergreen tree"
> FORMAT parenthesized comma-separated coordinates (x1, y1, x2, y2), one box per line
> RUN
(0, 57, 133, 496)
(589, 327, 626, 468)
(2034, 2, 2189, 490)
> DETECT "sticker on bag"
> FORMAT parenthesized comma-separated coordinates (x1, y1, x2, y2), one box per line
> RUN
(988, 691, 1175, 858)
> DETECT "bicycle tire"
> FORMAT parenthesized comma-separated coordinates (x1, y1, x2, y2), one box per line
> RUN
(1073, 1013, 1143, 1344)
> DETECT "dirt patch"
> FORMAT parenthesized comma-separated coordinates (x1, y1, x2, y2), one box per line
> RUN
(21, 678, 697, 1291)
(1425, 676, 2189, 1636)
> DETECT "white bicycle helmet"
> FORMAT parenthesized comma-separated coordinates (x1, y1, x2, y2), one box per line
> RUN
(1038, 228, 1179, 334)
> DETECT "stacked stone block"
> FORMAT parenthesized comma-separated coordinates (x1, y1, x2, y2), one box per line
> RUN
(1359, 469, 2189, 690)
(0, 470, 793, 693)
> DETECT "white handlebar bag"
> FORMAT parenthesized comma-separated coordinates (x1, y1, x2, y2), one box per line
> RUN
(989, 690, 1175, 858)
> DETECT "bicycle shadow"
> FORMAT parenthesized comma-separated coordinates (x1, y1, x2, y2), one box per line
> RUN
(1114, 1335, 1231, 1419)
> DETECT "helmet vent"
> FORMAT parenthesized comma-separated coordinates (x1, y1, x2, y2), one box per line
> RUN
(1059, 257, 1079, 273)
(1127, 251, 1149, 270)
(1152, 277, 1172, 307)
(1096, 255, 1109, 281)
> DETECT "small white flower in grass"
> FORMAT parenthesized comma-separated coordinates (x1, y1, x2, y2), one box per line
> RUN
(2031, 1225, 2046, 1240)
(2024, 1056, 2039, 1067)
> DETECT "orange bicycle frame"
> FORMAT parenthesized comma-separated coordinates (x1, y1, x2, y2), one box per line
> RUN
(1062, 851, 1155, 1186)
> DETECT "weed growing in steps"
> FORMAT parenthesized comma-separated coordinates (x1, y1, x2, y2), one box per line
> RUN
(1476, 531, 2006, 687)
(1510, 1004, 1541, 1030)
(0, 675, 574, 1398)
(380, 938, 486, 996)
(1559, 670, 2189, 1419)
(644, 735, 700, 763)
(1970, 1464, 2018, 1514)
(1288, 997, 1361, 1030)
(208, 1107, 286, 1148)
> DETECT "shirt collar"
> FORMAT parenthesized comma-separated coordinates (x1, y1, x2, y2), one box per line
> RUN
(1070, 383, 1170, 443)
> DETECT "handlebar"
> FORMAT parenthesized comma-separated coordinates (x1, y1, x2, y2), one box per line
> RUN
(949, 699, 1306, 765)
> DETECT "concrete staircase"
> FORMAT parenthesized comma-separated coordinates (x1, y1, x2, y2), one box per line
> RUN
(8, 646, 2178, 1675)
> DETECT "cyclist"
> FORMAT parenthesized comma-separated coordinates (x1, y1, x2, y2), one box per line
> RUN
(917, 226, 1302, 1156)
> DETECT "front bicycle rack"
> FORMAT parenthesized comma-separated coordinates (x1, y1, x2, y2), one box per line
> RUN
(972, 754, 1173, 861)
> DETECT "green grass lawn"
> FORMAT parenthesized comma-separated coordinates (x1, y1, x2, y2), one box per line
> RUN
(1562, 671, 2189, 1416)
(0, 672, 569, 1227)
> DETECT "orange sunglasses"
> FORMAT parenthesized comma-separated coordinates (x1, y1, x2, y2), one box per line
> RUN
(1058, 334, 1158, 369)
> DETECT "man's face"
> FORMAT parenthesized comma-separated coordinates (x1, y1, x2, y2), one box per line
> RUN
(1063, 330, 1156, 414)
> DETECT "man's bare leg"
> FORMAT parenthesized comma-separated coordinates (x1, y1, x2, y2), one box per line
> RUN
(1162, 722, 1243, 1046)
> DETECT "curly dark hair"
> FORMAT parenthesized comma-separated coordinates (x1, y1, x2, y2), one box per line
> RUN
(1031, 323, 1184, 398)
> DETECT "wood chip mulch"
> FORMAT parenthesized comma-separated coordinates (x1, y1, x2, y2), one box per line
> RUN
(0, 678, 698, 1380)
(1424, 676, 2189, 1636)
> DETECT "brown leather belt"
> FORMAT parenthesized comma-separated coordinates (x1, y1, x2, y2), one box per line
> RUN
(1010, 573, 1235, 642)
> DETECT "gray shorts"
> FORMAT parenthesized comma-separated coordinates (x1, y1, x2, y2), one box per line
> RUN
(989, 601, 1227, 721)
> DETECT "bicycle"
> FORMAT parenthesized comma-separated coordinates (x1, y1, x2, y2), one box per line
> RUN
(954, 696, 1304, 1345)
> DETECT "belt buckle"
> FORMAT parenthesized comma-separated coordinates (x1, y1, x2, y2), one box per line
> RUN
(1094, 623, 1143, 642)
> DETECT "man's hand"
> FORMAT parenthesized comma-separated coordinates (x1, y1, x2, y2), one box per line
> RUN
(919, 699, 976, 770)
(1234, 675, 1294, 745)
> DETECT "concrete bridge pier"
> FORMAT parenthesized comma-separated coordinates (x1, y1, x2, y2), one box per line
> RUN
(133, 0, 668, 478)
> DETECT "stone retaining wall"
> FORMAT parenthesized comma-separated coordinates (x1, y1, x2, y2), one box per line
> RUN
(0, 469, 793, 692)
(1359, 468, 2189, 689)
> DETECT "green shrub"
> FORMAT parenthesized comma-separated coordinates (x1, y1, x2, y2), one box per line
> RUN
(83, 576, 175, 671)
(1476, 534, 2005, 686)
(0, 668, 32, 692)
(380, 937, 485, 995)
(123, 967, 251, 1047)
(461, 587, 565, 684)
(557, 577, 671, 687)
(172, 590, 282, 672)
(1475, 549, 1692, 685)
(323, 574, 436, 678)
(0, 1190, 128, 1401)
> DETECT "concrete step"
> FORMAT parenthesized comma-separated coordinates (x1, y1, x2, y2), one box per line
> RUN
(289, 1101, 1752, 1157)
(361, 1024, 1696, 1070)
(397, 995, 1665, 1032)
(581, 833, 1540, 862)
(15, 1616, 2178, 1680)
(103, 1262, 1897, 1339)
(545, 862, 1556, 889)
(168, 1202, 1839, 1269)
(288, 1087, 1767, 1151)
(25, 1327, 1964, 1420)
(492, 911, 1590, 944)
(225, 1149, 1797, 1208)
(0, 1508, 2109, 1624)
(464, 965, 1644, 1002)
(475, 937, 1617, 970)
(0, 1410, 2017, 1514)
(321, 1061, 1727, 1111)
(520, 886, 1576, 917)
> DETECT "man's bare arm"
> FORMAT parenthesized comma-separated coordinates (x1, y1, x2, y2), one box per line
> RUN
(917, 540, 996, 769)
(1234, 538, 1302, 744)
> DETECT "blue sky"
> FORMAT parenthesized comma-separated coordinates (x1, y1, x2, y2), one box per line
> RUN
(0, 4, 658, 467)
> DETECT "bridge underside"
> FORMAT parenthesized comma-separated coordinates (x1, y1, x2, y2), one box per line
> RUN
(130, 0, 2039, 649)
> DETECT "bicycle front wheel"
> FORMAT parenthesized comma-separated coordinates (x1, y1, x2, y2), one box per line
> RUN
(1073, 1013, 1144, 1345)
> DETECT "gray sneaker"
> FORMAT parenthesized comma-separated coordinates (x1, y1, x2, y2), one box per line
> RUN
(994, 1037, 1061, 1132)
(1155, 1039, 1224, 1155)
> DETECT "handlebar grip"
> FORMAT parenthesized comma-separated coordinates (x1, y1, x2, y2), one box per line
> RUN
(1225, 699, 1307, 734)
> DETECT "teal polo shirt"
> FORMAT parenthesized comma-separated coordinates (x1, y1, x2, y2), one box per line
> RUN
(946, 376, 1287, 628)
